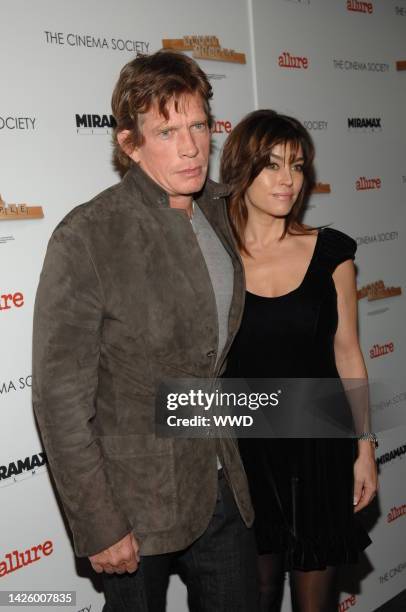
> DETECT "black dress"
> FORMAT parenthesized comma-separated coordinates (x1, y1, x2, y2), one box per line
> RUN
(224, 228, 371, 571)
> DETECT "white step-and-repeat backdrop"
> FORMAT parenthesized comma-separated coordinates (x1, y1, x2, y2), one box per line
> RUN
(1, 1, 405, 610)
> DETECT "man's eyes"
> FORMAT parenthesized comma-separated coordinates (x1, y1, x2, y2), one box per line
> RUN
(158, 122, 207, 138)
(159, 129, 172, 139)
(192, 122, 207, 131)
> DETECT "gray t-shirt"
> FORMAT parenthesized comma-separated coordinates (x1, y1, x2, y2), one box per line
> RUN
(191, 202, 234, 367)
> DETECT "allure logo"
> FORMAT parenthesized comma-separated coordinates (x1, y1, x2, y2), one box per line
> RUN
(0, 540, 53, 577)
(211, 120, 232, 134)
(338, 594, 357, 611)
(278, 52, 309, 69)
(356, 176, 381, 190)
(370, 342, 394, 359)
(0, 291, 24, 311)
(347, 0, 373, 13)
(387, 504, 406, 523)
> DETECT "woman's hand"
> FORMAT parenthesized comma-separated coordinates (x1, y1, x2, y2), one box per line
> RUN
(353, 442, 378, 512)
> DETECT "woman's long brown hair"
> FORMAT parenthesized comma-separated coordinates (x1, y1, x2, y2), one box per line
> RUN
(220, 109, 316, 255)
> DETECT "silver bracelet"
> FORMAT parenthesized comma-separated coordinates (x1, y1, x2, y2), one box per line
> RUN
(358, 432, 378, 448)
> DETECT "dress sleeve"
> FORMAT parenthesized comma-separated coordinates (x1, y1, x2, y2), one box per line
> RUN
(319, 227, 357, 273)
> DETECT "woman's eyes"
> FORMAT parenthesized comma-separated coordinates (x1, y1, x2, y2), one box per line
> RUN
(267, 162, 304, 172)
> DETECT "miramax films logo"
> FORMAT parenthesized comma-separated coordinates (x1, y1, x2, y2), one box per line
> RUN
(0, 452, 47, 488)
(347, 117, 382, 132)
(75, 113, 116, 135)
(0, 195, 43, 220)
(162, 35, 246, 64)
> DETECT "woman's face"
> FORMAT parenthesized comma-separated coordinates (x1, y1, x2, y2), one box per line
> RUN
(244, 141, 305, 218)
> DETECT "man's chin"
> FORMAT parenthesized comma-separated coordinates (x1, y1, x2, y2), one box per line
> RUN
(174, 177, 207, 196)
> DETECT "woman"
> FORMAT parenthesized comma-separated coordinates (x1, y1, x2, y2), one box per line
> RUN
(220, 110, 378, 611)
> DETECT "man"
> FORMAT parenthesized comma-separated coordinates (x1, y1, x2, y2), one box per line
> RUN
(33, 50, 257, 611)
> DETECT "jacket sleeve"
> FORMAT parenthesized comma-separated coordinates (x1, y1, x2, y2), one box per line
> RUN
(32, 222, 132, 557)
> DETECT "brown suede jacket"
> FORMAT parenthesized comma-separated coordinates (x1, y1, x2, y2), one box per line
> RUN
(32, 163, 254, 558)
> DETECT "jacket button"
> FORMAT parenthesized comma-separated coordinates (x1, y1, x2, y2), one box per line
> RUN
(206, 350, 216, 358)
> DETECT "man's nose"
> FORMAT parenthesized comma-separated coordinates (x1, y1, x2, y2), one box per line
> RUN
(178, 129, 198, 157)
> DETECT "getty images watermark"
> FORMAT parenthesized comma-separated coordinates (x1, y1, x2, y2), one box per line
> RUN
(155, 378, 405, 439)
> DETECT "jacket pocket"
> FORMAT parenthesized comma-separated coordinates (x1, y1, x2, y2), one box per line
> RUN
(100, 434, 176, 533)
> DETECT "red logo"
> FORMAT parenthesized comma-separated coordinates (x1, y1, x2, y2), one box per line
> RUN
(387, 504, 406, 523)
(0, 291, 24, 311)
(357, 280, 402, 301)
(346, 0, 373, 14)
(338, 594, 357, 611)
(370, 342, 394, 359)
(313, 183, 331, 194)
(356, 176, 381, 190)
(278, 52, 309, 69)
(0, 540, 53, 578)
(211, 120, 232, 134)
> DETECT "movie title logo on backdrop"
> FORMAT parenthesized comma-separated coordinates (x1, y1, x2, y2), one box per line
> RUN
(346, 0, 373, 14)
(357, 280, 402, 301)
(0, 375, 31, 396)
(369, 341, 395, 359)
(355, 176, 381, 190)
(44, 31, 150, 54)
(162, 36, 246, 64)
(387, 504, 406, 523)
(75, 114, 116, 135)
(312, 183, 331, 194)
(0, 116, 36, 131)
(0, 539, 53, 578)
(356, 231, 398, 246)
(396, 61, 406, 71)
(278, 52, 309, 69)
(338, 594, 357, 611)
(303, 121, 328, 130)
(0, 452, 47, 488)
(0, 195, 44, 221)
(377, 444, 406, 469)
(395, 5, 406, 16)
(379, 561, 406, 584)
(0, 291, 24, 312)
(333, 59, 389, 72)
(347, 117, 382, 132)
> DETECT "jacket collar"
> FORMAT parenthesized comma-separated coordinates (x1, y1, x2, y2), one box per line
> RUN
(122, 161, 230, 209)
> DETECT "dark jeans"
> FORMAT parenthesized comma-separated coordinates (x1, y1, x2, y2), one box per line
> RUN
(102, 471, 259, 611)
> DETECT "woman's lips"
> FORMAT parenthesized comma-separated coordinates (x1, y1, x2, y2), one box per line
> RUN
(273, 193, 293, 199)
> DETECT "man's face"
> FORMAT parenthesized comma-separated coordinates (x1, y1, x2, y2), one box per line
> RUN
(127, 92, 211, 204)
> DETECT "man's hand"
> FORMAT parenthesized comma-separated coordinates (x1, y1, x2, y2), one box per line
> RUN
(89, 532, 140, 574)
